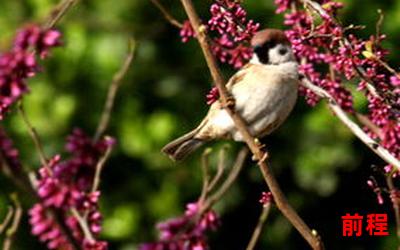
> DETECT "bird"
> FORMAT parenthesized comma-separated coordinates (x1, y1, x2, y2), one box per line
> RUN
(162, 29, 299, 161)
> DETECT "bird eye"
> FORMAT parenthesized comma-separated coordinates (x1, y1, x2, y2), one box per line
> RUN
(279, 47, 287, 55)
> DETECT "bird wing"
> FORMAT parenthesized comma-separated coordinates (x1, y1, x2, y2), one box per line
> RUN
(225, 63, 253, 90)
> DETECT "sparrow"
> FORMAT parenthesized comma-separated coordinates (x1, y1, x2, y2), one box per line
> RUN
(162, 29, 299, 161)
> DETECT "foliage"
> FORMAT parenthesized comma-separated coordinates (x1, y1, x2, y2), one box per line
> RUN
(1, 0, 400, 249)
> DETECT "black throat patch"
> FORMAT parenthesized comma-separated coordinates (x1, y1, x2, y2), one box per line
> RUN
(253, 39, 277, 64)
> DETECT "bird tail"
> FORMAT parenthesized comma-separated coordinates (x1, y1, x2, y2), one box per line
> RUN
(162, 130, 205, 161)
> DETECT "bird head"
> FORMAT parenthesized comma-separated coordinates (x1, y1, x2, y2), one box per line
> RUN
(250, 29, 296, 65)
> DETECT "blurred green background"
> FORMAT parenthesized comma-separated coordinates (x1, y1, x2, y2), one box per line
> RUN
(1, 0, 400, 249)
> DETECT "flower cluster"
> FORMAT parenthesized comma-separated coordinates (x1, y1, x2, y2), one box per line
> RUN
(180, 20, 196, 43)
(0, 127, 22, 172)
(139, 202, 219, 250)
(278, 0, 354, 112)
(366, 178, 384, 205)
(276, 0, 400, 165)
(206, 86, 220, 105)
(180, 0, 259, 69)
(0, 24, 61, 119)
(259, 191, 273, 206)
(29, 128, 114, 250)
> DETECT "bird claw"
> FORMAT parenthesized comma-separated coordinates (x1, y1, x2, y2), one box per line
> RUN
(251, 138, 268, 162)
(251, 151, 269, 162)
(258, 151, 269, 163)
(254, 138, 266, 150)
(223, 95, 236, 109)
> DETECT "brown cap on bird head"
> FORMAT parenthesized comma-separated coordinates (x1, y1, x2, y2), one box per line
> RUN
(251, 29, 290, 48)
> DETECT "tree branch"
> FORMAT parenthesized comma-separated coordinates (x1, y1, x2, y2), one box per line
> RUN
(0, 207, 13, 235)
(0, 151, 82, 250)
(301, 78, 400, 170)
(199, 148, 212, 203)
(207, 145, 228, 193)
(71, 208, 95, 242)
(43, 0, 78, 29)
(178, 1, 324, 249)
(17, 103, 50, 172)
(91, 144, 113, 193)
(94, 39, 136, 142)
(149, 0, 183, 28)
(387, 175, 400, 240)
(246, 203, 272, 250)
(3, 194, 22, 250)
(200, 147, 248, 213)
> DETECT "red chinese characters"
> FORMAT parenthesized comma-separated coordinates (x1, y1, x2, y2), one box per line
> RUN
(342, 213, 389, 237)
(366, 214, 389, 236)
(342, 213, 363, 237)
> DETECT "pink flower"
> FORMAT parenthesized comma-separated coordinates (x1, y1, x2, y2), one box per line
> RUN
(181, 0, 259, 69)
(390, 76, 400, 87)
(0, 127, 22, 173)
(0, 24, 61, 119)
(140, 202, 219, 250)
(259, 191, 273, 206)
(180, 20, 196, 43)
(29, 129, 113, 249)
(206, 87, 220, 105)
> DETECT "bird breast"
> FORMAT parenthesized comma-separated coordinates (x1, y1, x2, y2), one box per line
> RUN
(199, 62, 298, 141)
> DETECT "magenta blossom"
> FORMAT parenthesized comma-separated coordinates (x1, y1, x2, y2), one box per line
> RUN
(29, 129, 114, 250)
(0, 24, 61, 119)
(180, 0, 259, 69)
(139, 202, 219, 250)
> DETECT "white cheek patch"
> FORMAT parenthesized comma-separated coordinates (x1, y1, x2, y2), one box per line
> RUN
(268, 45, 293, 65)
(268, 47, 282, 64)
(249, 53, 262, 65)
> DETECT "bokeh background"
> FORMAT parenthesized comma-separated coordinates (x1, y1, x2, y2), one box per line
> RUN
(1, 0, 400, 249)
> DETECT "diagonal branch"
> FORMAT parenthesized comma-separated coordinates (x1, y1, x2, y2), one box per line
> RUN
(200, 147, 248, 213)
(3, 194, 23, 250)
(179, 0, 324, 249)
(43, 0, 78, 29)
(246, 203, 272, 250)
(149, 0, 183, 28)
(17, 103, 49, 171)
(94, 39, 136, 142)
(301, 78, 400, 170)
(0, 207, 13, 235)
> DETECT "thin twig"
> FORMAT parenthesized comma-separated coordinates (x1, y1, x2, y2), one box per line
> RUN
(70, 208, 95, 242)
(43, 0, 78, 29)
(355, 113, 384, 139)
(376, 9, 384, 39)
(207, 145, 228, 193)
(301, 78, 400, 170)
(387, 175, 400, 240)
(199, 148, 212, 203)
(0, 207, 14, 235)
(246, 203, 272, 250)
(17, 103, 49, 172)
(179, 1, 324, 249)
(149, 0, 183, 28)
(1, 0, 84, 249)
(0, 151, 81, 250)
(302, 0, 399, 107)
(200, 147, 248, 213)
(94, 39, 136, 142)
(176, 148, 248, 243)
(91, 144, 113, 193)
(49, 207, 81, 250)
(376, 57, 399, 76)
(3, 194, 23, 250)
